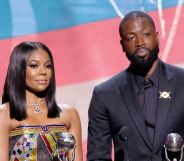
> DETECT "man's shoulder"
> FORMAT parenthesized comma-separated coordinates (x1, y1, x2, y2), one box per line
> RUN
(160, 61, 184, 83)
(95, 69, 128, 90)
(162, 61, 184, 74)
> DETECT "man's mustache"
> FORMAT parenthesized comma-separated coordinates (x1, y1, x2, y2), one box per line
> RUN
(134, 47, 150, 55)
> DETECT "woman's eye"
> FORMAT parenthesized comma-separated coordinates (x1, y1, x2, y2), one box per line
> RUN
(46, 64, 52, 68)
(29, 64, 38, 68)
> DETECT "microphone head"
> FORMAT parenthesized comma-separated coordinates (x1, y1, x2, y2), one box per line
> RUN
(165, 133, 184, 152)
(57, 132, 76, 152)
(119, 126, 129, 141)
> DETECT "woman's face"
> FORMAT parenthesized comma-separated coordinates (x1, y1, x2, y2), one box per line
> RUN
(26, 48, 52, 93)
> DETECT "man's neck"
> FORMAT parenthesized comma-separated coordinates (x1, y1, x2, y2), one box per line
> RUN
(145, 58, 159, 78)
(128, 58, 159, 78)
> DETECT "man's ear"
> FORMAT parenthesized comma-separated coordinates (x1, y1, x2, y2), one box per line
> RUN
(156, 31, 160, 45)
(120, 39, 125, 52)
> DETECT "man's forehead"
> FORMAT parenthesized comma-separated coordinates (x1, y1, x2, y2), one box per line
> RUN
(121, 17, 155, 34)
(122, 16, 153, 26)
(121, 17, 154, 30)
(119, 11, 156, 37)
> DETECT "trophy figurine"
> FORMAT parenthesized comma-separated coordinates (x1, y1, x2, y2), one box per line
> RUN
(164, 133, 184, 161)
(52, 132, 76, 161)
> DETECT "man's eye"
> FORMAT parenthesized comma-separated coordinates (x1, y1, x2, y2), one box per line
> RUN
(144, 32, 151, 37)
(129, 37, 134, 40)
(29, 64, 38, 68)
(126, 36, 135, 42)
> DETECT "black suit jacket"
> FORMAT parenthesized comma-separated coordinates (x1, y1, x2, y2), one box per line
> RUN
(87, 60, 184, 161)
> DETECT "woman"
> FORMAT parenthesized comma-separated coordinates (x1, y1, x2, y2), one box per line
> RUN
(0, 41, 83, 161)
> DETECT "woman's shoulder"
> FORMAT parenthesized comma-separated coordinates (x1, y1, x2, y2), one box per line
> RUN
(0, 103, 11, 127)
(58, 104, 81, 130)
(58, 103, 77, 112)
(58, 103, 80, 119)
(0, 103, 9, 115)
(0, 103, 7, 109)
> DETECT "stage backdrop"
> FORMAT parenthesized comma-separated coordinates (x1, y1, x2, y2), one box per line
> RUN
(0, 0, 184, 160)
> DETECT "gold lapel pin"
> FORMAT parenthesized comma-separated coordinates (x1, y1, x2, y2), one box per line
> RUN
(159, 91, 171, 99)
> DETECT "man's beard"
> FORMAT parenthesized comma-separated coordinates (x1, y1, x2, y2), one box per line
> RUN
(126, 44, 159, 75)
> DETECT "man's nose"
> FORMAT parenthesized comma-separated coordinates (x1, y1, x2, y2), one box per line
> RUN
(135, 36, 145, 47)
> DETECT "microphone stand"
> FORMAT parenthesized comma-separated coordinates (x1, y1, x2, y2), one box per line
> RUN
(118, 126, 129, 161)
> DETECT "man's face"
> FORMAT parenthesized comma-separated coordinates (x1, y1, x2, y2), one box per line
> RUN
(120, 17, 159, 70)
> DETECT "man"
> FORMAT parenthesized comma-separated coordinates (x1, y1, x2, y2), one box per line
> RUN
(87, 11, 184, 161)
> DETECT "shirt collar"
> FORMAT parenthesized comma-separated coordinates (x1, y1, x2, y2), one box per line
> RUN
(133, 61, 160, 91)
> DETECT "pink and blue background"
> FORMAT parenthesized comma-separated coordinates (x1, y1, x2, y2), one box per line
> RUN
(0, 1, 184, 159)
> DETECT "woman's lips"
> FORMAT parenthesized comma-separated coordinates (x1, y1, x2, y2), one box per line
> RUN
(36, 80, 47, 84)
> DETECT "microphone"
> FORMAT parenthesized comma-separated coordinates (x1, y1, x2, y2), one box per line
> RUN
(118, 126, 130, 161)
(52, 132, 76, 161)
(119, 126, 129, 141)
(164, 133, 184, 161)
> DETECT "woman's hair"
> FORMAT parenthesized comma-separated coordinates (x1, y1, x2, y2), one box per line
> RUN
(2, 41, 61, 121)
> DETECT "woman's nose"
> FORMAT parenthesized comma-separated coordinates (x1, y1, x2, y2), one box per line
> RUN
(39, 66, 47, 75)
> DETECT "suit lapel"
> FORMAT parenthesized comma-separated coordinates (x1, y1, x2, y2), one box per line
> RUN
(119, 73, 152, 149)
(153, 62, 174, 151)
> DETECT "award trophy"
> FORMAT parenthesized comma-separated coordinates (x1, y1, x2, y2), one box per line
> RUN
(164, 133, 184, 161)
(52, 132, 76, 161)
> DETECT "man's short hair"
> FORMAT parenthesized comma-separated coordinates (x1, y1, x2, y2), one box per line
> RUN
(119, 11, 156, 38)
